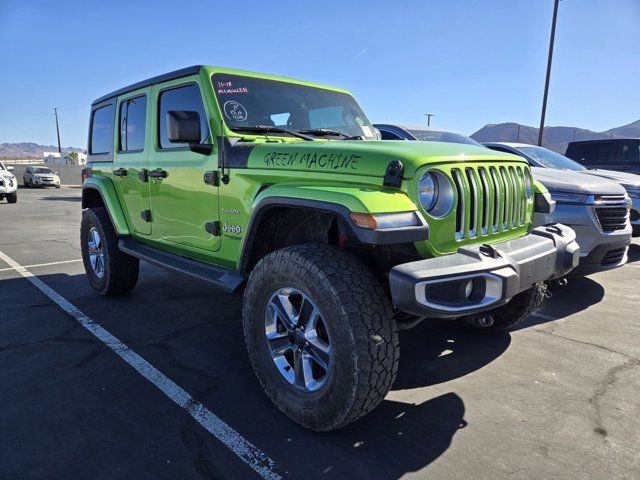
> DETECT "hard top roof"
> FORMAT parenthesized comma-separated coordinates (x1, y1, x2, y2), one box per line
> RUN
(91, 65, 348, 106)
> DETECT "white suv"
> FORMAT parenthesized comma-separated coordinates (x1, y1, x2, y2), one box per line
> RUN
(0, 161, 18, 203)
(23, 165, 61, 188)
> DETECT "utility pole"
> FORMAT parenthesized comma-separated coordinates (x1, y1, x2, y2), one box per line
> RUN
(538, 0, 560, 147)
(573, 129, 576, 141)
(53, 107, 62, 154)
(425, 113, 435, 127)
(516, 124, 521, 142)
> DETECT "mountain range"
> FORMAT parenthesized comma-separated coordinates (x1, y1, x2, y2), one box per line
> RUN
(471, 119, 640, 154)
(0, 142, 85, 160)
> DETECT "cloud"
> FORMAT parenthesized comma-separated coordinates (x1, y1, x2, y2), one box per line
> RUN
(355, 48, 368, 57)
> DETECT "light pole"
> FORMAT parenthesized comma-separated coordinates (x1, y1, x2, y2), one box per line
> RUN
(538, 0, 560, 147)
(425, 113, 435, 127)
(53, 107, 62, 154)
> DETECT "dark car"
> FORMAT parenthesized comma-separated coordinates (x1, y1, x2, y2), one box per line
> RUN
(374, 124, 483, 146)
(566, 139, 640, 174)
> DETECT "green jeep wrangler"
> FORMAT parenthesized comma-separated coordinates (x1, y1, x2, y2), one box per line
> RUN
(81, 65, 579, 431)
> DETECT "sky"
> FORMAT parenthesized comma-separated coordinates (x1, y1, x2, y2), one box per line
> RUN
(0, 0, 638, 148)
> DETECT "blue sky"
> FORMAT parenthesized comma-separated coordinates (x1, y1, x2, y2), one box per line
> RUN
(1, 0, 638, 148)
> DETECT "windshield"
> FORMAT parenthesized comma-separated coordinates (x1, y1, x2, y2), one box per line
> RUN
(212, 74, 377, 140)
(517, 146, 586, 171)
(33, 167, 53, 174)
(407, 129, 482, 146)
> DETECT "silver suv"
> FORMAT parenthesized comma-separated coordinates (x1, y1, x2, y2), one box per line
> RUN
(23, 166, 61, 188)
(484, 143, 632, 272)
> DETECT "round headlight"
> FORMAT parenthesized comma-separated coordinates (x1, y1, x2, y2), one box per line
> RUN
(419, 172, 438, 212)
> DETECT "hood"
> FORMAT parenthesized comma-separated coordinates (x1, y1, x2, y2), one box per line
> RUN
(245, 139, 522, 178)
(0, 170, 15, 179)
(582, 169, 640, 189)
(531, 167, 625, 195)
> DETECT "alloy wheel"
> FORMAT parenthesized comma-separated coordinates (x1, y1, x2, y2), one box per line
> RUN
(87, 227, 105, 279)
(264, 287, 332, 392)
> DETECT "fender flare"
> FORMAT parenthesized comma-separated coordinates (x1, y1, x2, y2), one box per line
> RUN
(237, 185, 429, 273)
(82, 177, 131, 236)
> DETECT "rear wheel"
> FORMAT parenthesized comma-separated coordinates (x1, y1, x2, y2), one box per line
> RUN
(6, 191, 17, 204)
(243, 244, 399, 431)
(81, 207, 139, 295)
(464, 283, 546, 332)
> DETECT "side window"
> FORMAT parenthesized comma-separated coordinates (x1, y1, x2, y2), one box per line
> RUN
(577, 144, 597, 164)
(90, 104, 115, 155)
(119, 96, 147, 152)
(596, 143, 612, 163)
(380, 130, 403, 140)
(158, 84, 209, 149)
(621, 142, 640, 164)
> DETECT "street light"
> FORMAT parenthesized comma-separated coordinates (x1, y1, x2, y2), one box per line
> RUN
(538, 0, 560, 147)
(425, 113, 435, 127)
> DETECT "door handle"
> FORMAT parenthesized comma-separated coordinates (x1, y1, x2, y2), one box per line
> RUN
(148, 169, 168, 179)
(113, 167, 128, 177)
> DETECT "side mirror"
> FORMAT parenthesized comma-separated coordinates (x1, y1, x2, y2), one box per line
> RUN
(167, 110, 202, 144)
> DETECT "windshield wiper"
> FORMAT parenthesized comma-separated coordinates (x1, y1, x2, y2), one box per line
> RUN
(298, 128, 363, 140)
(231, 125, 314, 141)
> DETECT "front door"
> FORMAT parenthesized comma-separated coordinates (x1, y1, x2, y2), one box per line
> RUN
(112, 91, 151, 235)
(148, 80, 220, 252)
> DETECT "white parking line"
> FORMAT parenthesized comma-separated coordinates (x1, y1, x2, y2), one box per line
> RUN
(0, 249, 281, 480)
(0, 259, 82, 273)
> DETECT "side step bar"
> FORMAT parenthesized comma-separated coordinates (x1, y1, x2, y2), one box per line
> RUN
(118, 237, 245, 293)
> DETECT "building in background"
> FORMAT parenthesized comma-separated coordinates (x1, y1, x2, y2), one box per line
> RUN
(43, 151, 87, 165)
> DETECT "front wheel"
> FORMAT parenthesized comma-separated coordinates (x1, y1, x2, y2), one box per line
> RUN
(243, 244, 399, 431)
(6, 191, 17, 204)
(81, 207, 139, 295)
(463, 283, 546, 332)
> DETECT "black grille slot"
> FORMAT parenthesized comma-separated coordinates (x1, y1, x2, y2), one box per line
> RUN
(595, 207, 629, 232)
(465, 168, 478, 236)
(601, 247, 627, 266)
(452, 169, 465, 238)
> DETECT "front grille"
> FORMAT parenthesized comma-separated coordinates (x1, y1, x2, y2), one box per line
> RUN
(594, 205, 629, 232)
(451, 165, 531, 240)
(601, 247, 627, 266)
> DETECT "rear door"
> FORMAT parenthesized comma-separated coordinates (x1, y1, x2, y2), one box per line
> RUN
(111, 89, 152, 235)
(148, 79, 220, 252)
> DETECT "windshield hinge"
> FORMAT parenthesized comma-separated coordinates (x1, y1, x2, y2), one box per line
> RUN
(383, 160, 404, 188)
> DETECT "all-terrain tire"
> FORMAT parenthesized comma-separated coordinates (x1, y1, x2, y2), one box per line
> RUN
(81, 207, 139, 295)
(243, 244, 399, 431)
(464, 283, 546, 332)
(6, 191, 17, 204)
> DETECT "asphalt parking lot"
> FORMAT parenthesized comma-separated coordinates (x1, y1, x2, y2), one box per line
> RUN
(1, 187, 639, 480)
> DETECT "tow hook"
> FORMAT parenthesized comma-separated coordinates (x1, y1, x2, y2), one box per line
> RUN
(467, 313, 495, 328)
(556, 277, 568, 287)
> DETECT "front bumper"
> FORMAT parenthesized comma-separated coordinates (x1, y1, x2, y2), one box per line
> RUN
(535, 202, 631, 269)
(32, 178, 61, 187)
(0, 179, 17, 194)
(389, 224, 579, 318)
